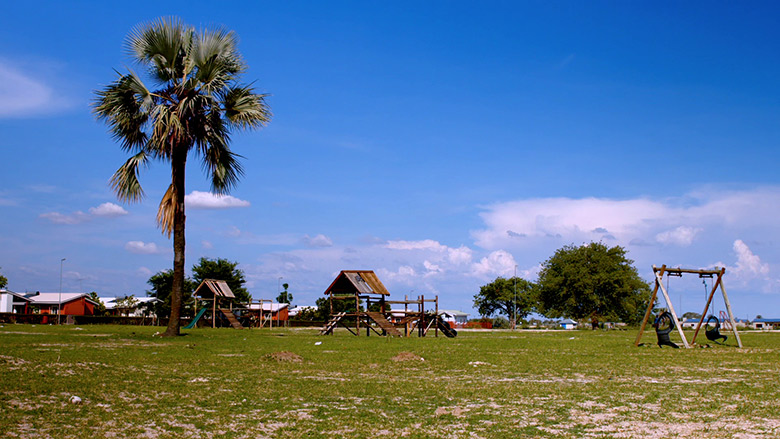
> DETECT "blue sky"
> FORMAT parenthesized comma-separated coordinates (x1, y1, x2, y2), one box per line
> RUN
(1, 1, 779, 319)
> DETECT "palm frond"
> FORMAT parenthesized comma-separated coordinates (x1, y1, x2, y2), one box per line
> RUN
(93, 74, 150, 151)
(156, 183, 177, 237)
(127, 17, 191, 84)
(109, 151, 148, 202)
(192, 27, 244, 95)
(221, 85, 271, 129)
(202, 137, 244, 195)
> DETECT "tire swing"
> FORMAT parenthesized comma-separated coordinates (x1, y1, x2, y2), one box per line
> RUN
(705, 315, 728, 343)
(653, 311, 680, 348)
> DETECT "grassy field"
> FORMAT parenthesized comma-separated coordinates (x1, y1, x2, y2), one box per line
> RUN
(1, 324, 778, 438)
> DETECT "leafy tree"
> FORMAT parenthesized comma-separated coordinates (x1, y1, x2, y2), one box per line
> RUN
(682, 312, 702, 320)
(276, 283, 292, 305)
(313, 296, 360, 322)
(146, 269, 196, 318)
(535, 242, 650, 324)
(191, 257, 251, 303)
(0, 268, 7, 289)
(87, 291, 106, 316)
(115, 295, 140, 316)
(474, 276, 535, 323)
(94, 18, 270, 336)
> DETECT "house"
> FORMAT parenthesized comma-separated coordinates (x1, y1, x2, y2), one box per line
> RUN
(438, 310, 469, 327)
(288, 305, 316, 318)
(0, 290, 32, 313)
(247, 302, 289, 321)
(681, 318, 700, 329)
(752, 318, 780, 330)
(100, 296, 160, 317)
(560, 318, 578, 330)
(27, 292, 99, 316)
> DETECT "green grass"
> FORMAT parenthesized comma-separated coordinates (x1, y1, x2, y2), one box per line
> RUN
(1, 324, 779, 438)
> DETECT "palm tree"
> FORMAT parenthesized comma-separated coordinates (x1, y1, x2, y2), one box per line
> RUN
(94, 17, 270, 336)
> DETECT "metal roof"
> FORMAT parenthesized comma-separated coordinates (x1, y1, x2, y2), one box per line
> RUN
(323, 270, 390, 296)
(193, 279, 236, 298)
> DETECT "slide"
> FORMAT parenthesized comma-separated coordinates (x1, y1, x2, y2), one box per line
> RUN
(436, 317, 457, 338)
(185, 308, 208, 329)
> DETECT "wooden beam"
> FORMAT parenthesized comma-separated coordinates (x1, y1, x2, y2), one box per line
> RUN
(635, 265, 664, 346)
(718, 268, 742, 348)
(691, 269, 722, 345)
(656, 270, 690, 348)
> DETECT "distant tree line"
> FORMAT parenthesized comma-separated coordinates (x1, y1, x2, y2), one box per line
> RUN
(473, 242, 651, 325)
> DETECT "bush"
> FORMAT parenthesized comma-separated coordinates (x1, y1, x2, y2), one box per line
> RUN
(492, 317, 511, 329)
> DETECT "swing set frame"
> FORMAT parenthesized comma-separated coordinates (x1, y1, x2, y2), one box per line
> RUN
(634, 265, 742, 348)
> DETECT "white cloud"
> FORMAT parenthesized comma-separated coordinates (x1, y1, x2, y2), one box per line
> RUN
(473, 188, 780, 251)
(41, 202, 130, 224)
(40, 211, 90, 225)
(303, 234, 333, 248)
(136, 267, 153, 277)
(186, 191, 250, 209)
(386, 239, 447, 251)
(655, 226, 701, 246)
(0, 60, 72, 118)
(471, 250, 517, 278)
(732, 240, 769, 279)
(89, 202, 128, 217)
(125, 241, 162, 254)
(202, 240, 214, 250)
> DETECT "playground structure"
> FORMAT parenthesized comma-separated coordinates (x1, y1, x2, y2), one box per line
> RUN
(187, 279, 243, 329)
(320, 270, 456, 337)
(634, 265, 742, 348)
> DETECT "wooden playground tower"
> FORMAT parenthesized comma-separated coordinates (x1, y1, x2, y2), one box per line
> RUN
(634, 265, 742, 348)
(190, 279, 243, 329)
(320, 270, 452, 337)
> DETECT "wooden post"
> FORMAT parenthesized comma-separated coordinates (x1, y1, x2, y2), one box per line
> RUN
(635, 265, 665, 346)
(212, 297, 216, 328)
(656, 270, 689, 348)
(404, 294, 412, 337)
(435, 295, 439, 337)
(691, 271, 722, 345)
(718, 269, 742, 348)
(355, 293, 360, 336)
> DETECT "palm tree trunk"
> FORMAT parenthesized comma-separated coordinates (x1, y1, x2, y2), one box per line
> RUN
(163, 152, 187, 337)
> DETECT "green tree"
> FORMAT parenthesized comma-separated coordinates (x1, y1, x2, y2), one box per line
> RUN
(115, 295, 140, 316)
(681, 312, 701, 320)
(191, 257, 251, 303)
(94, 17, 271, 336)
(145, 269, 197, 318)
(87, 291, 106, 316)
(535, 242, 650, 324)
(276, 283, 292, 305)
(0, 267, 7, 289)
(473, 276, 536, 323)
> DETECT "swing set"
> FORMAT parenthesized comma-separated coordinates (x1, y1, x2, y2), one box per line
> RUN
(634, 265, 742, 348)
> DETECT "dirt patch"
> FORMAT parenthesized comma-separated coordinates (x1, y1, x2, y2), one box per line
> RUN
(267, 351, 303, 363)
(391, 352, 423, 362)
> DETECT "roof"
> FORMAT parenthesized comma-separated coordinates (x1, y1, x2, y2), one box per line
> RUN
(100, 296, 159, 309)
(193, 279, 235, 299)
(247, 303, 289, 312)
(438, 309, 469, 317)
(28, 293, 99, 306)
(0, 290, 32, 302)
(753, 318, 780, 323)
(560, 319, 578, 324)
(323, 270, 390, 296)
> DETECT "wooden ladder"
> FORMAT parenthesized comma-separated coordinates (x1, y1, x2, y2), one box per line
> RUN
(365, 312, 402, 337)
(219, 308, 243, 329)
(320, 312, 346, 335)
